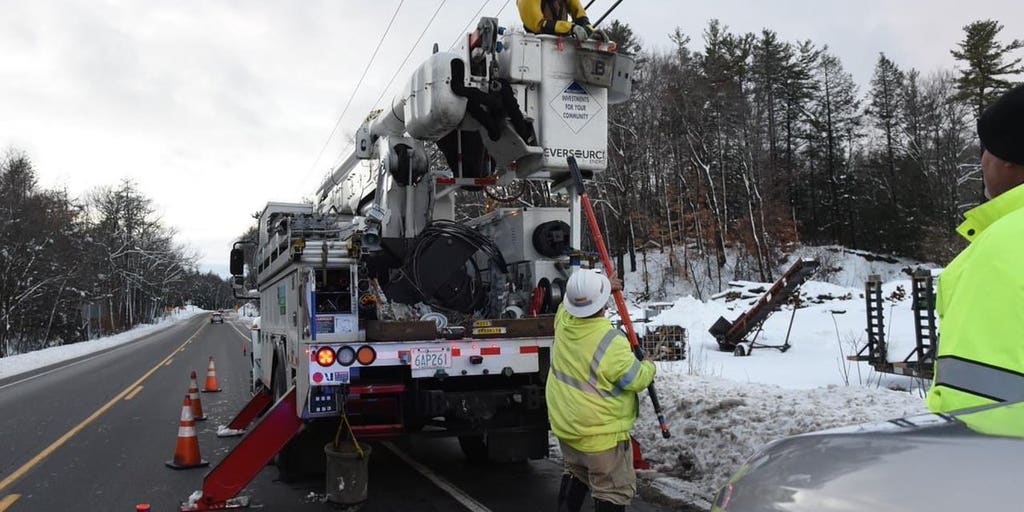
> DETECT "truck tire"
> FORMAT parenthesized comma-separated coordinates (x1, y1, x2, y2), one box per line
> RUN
(458, 435, 489, 464)
(459, 430, 547, 464)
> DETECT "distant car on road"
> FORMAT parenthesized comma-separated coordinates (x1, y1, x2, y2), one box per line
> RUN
(211, 312, 224, 324)
(711, 401, 1024, 511)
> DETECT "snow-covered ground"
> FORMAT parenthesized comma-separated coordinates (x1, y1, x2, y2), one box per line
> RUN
(0, 306, 206, 380)
(609, 247, 936, 508)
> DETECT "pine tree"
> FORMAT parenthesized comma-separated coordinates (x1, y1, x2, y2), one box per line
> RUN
(867, 53, 905, 184)
(804, 51, 860, 244)
(602, 20, 640, 55)
(951, 19, 1024, 119)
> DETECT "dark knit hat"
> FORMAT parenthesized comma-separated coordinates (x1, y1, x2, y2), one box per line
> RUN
(978, 84, 1024, 166)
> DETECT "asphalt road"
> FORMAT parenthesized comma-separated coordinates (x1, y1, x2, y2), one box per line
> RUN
(0, 313, 672, 511)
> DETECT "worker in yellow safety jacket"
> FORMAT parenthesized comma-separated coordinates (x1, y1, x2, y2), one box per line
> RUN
(926, 84, 1024, 414)
(517, 0, 594, 39)
(547, 268, 657, 512)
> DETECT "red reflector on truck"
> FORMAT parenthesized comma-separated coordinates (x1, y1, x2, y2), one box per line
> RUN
(452, 347, 461, 357)
(481, 347, 501, 356)
(519, 346, 539, 354)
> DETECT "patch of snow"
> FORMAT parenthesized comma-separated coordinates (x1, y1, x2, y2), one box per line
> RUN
(604, 246, 938, 506)
(216, 425, 246, 438)
(643, 475, 713, 512)
(185, 490, 203, 508)
(633, 374, 927, 505)
(0, 306, 204, 380)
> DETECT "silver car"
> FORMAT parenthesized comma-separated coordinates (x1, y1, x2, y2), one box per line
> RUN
(712, 401, 1024, 511)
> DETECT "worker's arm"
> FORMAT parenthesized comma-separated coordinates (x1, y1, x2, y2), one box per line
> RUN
(566, 0, 592, 28)
(517, 0, 574, 35)
(602, 335, 656, 393)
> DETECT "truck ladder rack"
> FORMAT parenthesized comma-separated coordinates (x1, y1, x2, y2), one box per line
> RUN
(708, 258, 819, 352)
(181, 388, 303, 511)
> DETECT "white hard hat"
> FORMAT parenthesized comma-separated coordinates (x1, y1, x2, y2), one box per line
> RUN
(563, 269, 611, 318)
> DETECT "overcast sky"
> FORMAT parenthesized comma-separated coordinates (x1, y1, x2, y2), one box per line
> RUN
(2, 0, 1021, 276)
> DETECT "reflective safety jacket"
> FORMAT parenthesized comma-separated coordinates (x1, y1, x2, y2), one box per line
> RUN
(927, 183, 1024, 413)
(546, 304, 656, 453)
(957, 401, 1024, 439)
(517, 0, 590, 35)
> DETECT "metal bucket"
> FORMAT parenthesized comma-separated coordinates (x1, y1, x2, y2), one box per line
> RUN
(324, 442, 371, 505)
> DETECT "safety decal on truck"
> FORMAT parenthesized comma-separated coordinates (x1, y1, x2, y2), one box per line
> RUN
(549, 81, 602, 134)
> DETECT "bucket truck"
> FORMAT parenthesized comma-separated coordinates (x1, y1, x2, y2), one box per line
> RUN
(182, 17, 634, 510)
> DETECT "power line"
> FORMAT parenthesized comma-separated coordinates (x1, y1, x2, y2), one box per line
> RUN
(303, 0, 406, 188)
(494, 0, 513, 18)
(448, 0, 491, 50)
(327, 0, 449, 172)
(370, 1, 448, 120)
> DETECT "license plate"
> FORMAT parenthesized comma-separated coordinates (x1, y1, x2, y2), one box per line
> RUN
(411, 347, 451, 370)
(472, 327, 507, 336)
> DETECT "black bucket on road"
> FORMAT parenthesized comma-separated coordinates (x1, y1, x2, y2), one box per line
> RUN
(324, 442, 371, 505)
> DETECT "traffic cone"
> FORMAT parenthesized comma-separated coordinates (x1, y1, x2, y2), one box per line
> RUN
(165, 394, 209, 469)
(202, 355, 222, 393)
(188, 370, 206, 421)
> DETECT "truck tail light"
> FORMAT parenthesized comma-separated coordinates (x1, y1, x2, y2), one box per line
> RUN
(337, 346, 356, 366)
(315, 347, 336, 367)
(356, 345, 377, 365)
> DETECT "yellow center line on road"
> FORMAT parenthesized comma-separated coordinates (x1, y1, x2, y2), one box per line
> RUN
(0, 494, 21, 511)
(124, 386, 144, 401)
(0, 323, 207, 495)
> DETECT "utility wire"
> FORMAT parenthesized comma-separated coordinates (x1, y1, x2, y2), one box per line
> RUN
(448, 0, 491, 50)
(329, 0, 448, 171)
(494, 0, 513, 18)
(369, 0, 448, 113)
(303, 0, 406, 188)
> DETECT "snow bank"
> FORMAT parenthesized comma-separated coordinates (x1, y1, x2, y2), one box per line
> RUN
(605, 246, 938, 506)
(0, 306, 205, 380)
(633, 372, 927, 504)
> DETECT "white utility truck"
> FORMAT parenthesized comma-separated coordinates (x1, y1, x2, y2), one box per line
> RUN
(183, 17, 633, 511)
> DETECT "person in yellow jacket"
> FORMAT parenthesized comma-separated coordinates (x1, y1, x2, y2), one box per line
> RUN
(517, 0, 594, 39)
(927, 84, 1024, 414)
(547, 268, 656, 512)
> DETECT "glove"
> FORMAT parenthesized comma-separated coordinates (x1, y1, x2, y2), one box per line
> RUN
(571, 24, 590, 40)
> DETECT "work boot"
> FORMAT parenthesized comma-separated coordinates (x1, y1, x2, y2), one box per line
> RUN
(556, 474, 589, 512)
(593, 498, 626, 512)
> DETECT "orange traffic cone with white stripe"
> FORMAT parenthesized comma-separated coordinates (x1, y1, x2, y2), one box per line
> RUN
(165, 394, 209, 469)
(188, 370, 206, 421)
(202, 355, 222, 393)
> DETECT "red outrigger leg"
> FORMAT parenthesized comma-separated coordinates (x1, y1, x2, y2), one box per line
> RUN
(220, 388, 273, 434)
(180, 388, 303, 511)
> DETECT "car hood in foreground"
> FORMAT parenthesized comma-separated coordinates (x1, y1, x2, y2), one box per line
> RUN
(715, 402, 1024, 511)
